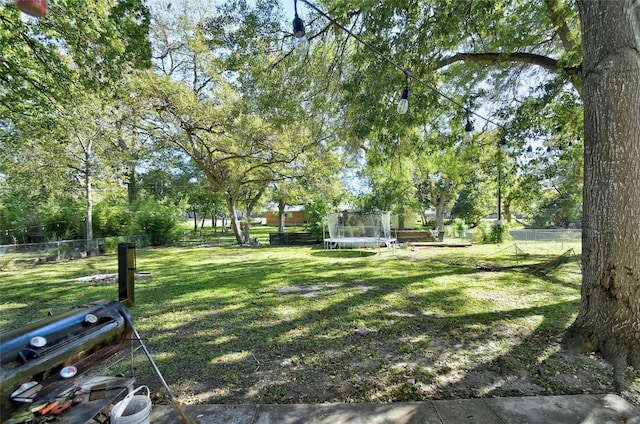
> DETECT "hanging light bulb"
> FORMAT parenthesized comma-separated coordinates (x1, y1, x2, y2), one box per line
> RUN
(500, 137, 508, 152)
(396, 72, 411, 114)
(464, 109, 473, 139)
(292, 17, 309, 56)
(292, 1, 309, 58)
(293, 33, 309, 57)
(397, 87, 409, 114)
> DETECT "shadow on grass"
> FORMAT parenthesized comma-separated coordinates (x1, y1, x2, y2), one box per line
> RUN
(119, 250, 591, 404)
(132, 288, 588, 404)
(310, 250, 378, 258)
(3, 245, 607, 406)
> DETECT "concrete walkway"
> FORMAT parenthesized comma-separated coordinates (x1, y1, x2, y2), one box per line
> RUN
(150, 394, 640, 424)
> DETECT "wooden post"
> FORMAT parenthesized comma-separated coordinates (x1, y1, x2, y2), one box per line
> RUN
(118, 243, 136, 307)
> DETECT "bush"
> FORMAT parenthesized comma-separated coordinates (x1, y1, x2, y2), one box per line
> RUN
(93, 196, 133, 238)
(470, 222, 488, 243)
(304, 196, 331, 241)
(132, 199, 181, 246)
(102, 237, 118, 254)
(486, 222, 509, 244)
(446, 218, 468, 238)
(43, 198, 85, 240)
(470, 221, 510, 244)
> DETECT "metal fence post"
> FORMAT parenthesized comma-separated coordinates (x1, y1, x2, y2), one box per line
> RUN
(118, 242, 136, 307)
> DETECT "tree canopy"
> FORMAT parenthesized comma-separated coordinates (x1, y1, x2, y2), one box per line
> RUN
(1, 0, 638, 384)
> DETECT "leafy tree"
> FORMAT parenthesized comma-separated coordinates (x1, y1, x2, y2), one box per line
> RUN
(53, 93, 124, 253)
(561, 1, 640, 385)
(359, 158, 417, 215)
(450, 174, 494, 227)
(304, 194, 332, 241)
(306, 0, 636, 383)
(413, 125, 494, 235)
(0, 0, 151, 251)
(92, 190, 132, 238)
(131, 197, 181, 246)
(128, 1, 333, 244)
(206, 0, 351, 236)
(186, 179, 226, 233)
(269, 180, 305, 234)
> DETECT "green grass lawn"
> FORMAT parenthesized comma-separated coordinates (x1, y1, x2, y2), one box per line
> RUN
(2, 241, 638, 405)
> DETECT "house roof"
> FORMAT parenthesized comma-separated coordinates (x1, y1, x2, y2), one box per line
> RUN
(264, 203, 305, 212)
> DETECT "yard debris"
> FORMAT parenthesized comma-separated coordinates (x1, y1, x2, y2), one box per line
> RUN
(476, 248, 579, 274)
(72, 273, 150, 285)
(527, 249, 578, 274)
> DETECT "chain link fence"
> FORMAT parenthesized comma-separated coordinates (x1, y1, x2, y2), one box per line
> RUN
(0, 235, 150, 265)
(509, 229, 582, 243)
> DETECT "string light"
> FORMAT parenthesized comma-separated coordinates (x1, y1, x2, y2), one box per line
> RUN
(292, 0, 309, 57)
(294, 0, 506, 132)
(464, 108, 474, 139)
(397, 73, 410, 115)
(292, 0, 562, 159)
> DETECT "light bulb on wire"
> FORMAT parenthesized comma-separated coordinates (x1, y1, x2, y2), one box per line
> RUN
(397, 87, 409, 114)
(292, 1, 309, 58)
(500, 138, 508, 153)
(396, 71, 411, 114)
(464, 109, 473, 139)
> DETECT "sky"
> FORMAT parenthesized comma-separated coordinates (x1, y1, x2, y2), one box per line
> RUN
(280, 0, 296, 20)
(147, 0, 297, 20)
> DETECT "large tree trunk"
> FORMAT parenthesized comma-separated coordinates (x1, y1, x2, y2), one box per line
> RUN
(562, 0, 640, 387)
(278, 199, 286, 234)
(126, 165, 137, 206)
(226, 198, 245, 245)
(432, 177, 452, 241)
(84, 145, 95, 256)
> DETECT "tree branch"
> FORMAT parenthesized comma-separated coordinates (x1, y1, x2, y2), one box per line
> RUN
(434, 52, 581, 77)
(543, 0, 576, 52)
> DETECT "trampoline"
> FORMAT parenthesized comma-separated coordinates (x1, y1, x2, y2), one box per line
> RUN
(324, 211, 397, 249)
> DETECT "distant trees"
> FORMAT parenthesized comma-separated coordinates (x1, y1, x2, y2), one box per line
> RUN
(1, 0, 586, 247)
(0, 0, 152, 250)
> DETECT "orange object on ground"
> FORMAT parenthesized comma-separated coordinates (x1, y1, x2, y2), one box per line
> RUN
(38, 401, 59, 415)
(49, 400, 73, 414)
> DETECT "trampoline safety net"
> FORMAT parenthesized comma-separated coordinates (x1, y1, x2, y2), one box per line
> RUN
(325, 211, 394, 247)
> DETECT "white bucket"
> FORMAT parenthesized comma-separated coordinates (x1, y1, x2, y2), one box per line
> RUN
(110, 385, 152, 424)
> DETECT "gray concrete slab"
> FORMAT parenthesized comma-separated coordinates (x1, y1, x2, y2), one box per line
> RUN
(254, 402, 441, 424)
(432, 398, 503, 424)
(486, 394, 640, 424)
(149, 394, 640, 424)
(150, 404, 258, 424)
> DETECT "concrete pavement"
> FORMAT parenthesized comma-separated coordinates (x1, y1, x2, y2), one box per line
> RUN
(150, 394, 640, 424)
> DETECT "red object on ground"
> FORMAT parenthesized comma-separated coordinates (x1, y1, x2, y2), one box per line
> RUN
(15, 0, 48, 17)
